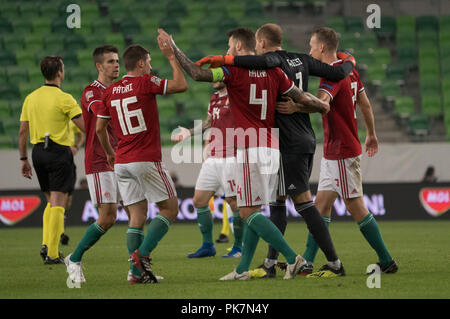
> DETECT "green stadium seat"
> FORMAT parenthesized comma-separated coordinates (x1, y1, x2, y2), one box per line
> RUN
(394, 96, 415, 118)
(417, 30, 439, 47)
(2, 118, 20, 136)
(416, 15, 439, 32)
(0, 50, 16, 66)
(0, 18, 13, 35)
(166, 0, 188, 18)
(6, 66, 29, 83)
(105, 34, 125, 52)
(0, 101, 11, 118)
(39, 3, 59, 18)
(9, 100, 23, 118)
(44, 34, 65, 52)
(357, 32, 378, 50)
(418, 47, 439, 60)
(372, 47, 391, 66)
(51, 18, 75, 34)
(83, 34, 106, 49)
(138, 19, 159, 35)
(107, 2, 131, 20)
(11, 20, 33, 35)
(91, 19, 112, 34)
(227, 2, 245, 20)
(158, 17, 181, 34)
(439, 15, 450, 31)
(211, 32, 229, 50)
(380, 79, 402, 98)
(0, 83, 20, 100)
(386, 63, 406, 81)
(396, 46, 417, 69)
(397, 15, 415, 33)
(375, 16, 396, 40)
(339, 33, 359, 51)
(345, 17, 365, 33)
(19, 2, 40, 19)
(218, 17, 239, 34)
(130, 34, 158, 51)
(77, 49, 93, 68)
(419, 58, 439, 77)
(326, 17, 345, 35)
(120, 19, 141, 36)
(244, 1, 264, 18)
(396, 31, 416, 48)
(1, 35, 25, 51)
(421, 96, 442, 116)
(1, 2, 19, 18)
(80, 2, 100, 23)
(179, 17, 198, 35)
(32, 17, 51, 35)
(28, 68, 44, 85)
(366, 64, 386, 82)
(408, 113, 429, 136)
(60, 51, 79, 67)
(68, 68, 93, 83)
(64, 33, 86, 51)
(0, 135, 15, 149)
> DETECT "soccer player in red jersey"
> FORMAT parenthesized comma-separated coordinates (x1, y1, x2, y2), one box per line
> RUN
(300, 27, 397, 275)
(65, 45, 122, 284)
(172, 83, 244, 258)
(158, 27, 329, 280)
(96, 41, 188, 284)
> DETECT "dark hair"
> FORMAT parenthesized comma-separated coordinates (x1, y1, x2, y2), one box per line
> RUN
(40, 56, 63, 81)
(226, 27, 256, 52)
(257, 23, 283, 47)
(93, 45, 119, 65)
(122, 44, 149, 71)
(312, 26, 339, 52)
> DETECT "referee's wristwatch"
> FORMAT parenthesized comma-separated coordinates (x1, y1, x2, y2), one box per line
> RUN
(20, 156, 28, 161)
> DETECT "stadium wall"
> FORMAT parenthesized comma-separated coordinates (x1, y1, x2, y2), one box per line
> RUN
(1, 142, 449, 190)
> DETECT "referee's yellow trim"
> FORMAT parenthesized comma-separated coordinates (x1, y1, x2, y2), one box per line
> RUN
(211, 67, 225, 83)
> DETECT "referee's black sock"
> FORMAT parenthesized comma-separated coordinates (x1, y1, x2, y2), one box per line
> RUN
(295, 201, 339, 264)
(266, 200, 287, 261)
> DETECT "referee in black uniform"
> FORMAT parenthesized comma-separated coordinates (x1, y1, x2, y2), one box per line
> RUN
(18, 56, 85, 264)
(225, 23, 355, 277)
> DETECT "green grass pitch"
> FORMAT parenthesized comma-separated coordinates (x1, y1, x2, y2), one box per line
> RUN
(0, 220, 449, 299)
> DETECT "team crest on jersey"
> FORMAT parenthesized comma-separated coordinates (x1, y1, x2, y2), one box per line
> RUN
(151, 76, 162, 86)
(85, 90, 93, 101)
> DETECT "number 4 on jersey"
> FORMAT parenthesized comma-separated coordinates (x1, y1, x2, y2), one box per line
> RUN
(249, 84, 267, 120)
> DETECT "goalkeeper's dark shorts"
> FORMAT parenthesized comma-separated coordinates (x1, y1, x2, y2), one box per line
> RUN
(278, 152, 314, 197)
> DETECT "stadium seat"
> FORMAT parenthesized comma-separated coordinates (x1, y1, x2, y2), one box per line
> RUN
(0, 83, 20, 101)
(244, 1, 264, 18)
(421, 96, 442, 116)
(0, 101, 11, 118)
(83, 34, 106, 50)
(227, 2, 245, 20)
(39, 2, 59, 18)
(0, 18, 13, 35)
(51, 18, 75, 34)
(44, 34, 65, 52)
(0, 135, 15, 149)
(120, 19, 141, 36)
(1, 35, 25, 51)
(366, 64, 386, 82)
(68, 68, 93, 83)
(166, 0, 188, 18)
(380, 79, 402, 98)
(326, 17, 345, 34)
(372, 47, 391, 66)
(107, 2, 131, 20)
(211, 32, 229, 49)
(32, 18, 51, 35)
(408, 113, 429, 136)
(11, 20, 33, 35)
(396, 31, 416, 48)
(394, 96, 415, 119)
(416, 15, 439, 32)
(339, 33, 359, 51)
(91, 19, 112, 34)
(374, 16, 396, 41)
(0, 50, 16, 66)
(396, 15, 415, 33)
(19, 83, 37, 100)
(417, 30, 439, 47)
(105, 34, 126, 52)
(19, 2, 40, 19)
(28, 68, 44, 85)
(345, 17, 365, 33)
(158, 17, 181, 34)
(218, 18, 239, 34)
(0, 3, 19, 20)
(6, 66, 29, 84)
(60, 51, 79, 67)
(396, 46, 417, 69)
(357, 32, 378, 50)
(64, 33, 86, 51)
(386, 63, 406, 81)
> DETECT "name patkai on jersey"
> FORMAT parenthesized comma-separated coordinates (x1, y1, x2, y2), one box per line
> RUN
(112, 83, 133, 95)
(249, 70, 267, 77)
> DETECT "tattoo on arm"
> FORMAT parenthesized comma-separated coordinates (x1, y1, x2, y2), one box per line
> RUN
(285, 87, 329, 113)
(170, 41, 213, 82)
(189, 115, 212, 136)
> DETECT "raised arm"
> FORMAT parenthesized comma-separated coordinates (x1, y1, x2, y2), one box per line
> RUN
(278, 86, 330, 114)
(158, 29, 213, 82)
(158, 32, 188, 93)
(196, 52, 282, 70)
(357, 90, 378, 157)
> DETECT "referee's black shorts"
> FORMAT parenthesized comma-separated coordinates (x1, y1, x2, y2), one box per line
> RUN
(32, 140, 76, 194)
(278, 152, 314, 196)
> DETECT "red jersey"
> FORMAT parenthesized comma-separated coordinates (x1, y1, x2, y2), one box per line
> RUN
(318, 60, 364, 160)
(221, 66, 294, 149)
(207, 91, 236, 158)
(97, 74, 167, 164)
(80, 80, 118, 174)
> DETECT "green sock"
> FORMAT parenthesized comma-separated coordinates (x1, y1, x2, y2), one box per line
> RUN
(232, 210, 243, 249)
(196, 206, 213, 244)
(303, 216, 331, 263)
(247, 212, 297, 264)
(138, 215, 170, 257)
(70, 222, 106, 262)
(236, 222, 260, 274)
(127, 227, 144, 277)
(358, 214, 392, 267)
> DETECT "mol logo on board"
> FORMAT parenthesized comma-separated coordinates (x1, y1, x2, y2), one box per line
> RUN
(0, 196, 41, 225)
(419, 188, 450, 217)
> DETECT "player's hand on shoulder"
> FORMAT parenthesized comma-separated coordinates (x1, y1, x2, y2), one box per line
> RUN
(171, 126, 191, 142)
(365, 135, 378, 157)
(276, 96, 298, 115)
(337, 51, 356, 67)
(195, 55, 234, 68)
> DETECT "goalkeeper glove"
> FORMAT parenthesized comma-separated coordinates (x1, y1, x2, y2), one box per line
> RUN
(337, 51, 356, 67)
(195, 55, 235, 68)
